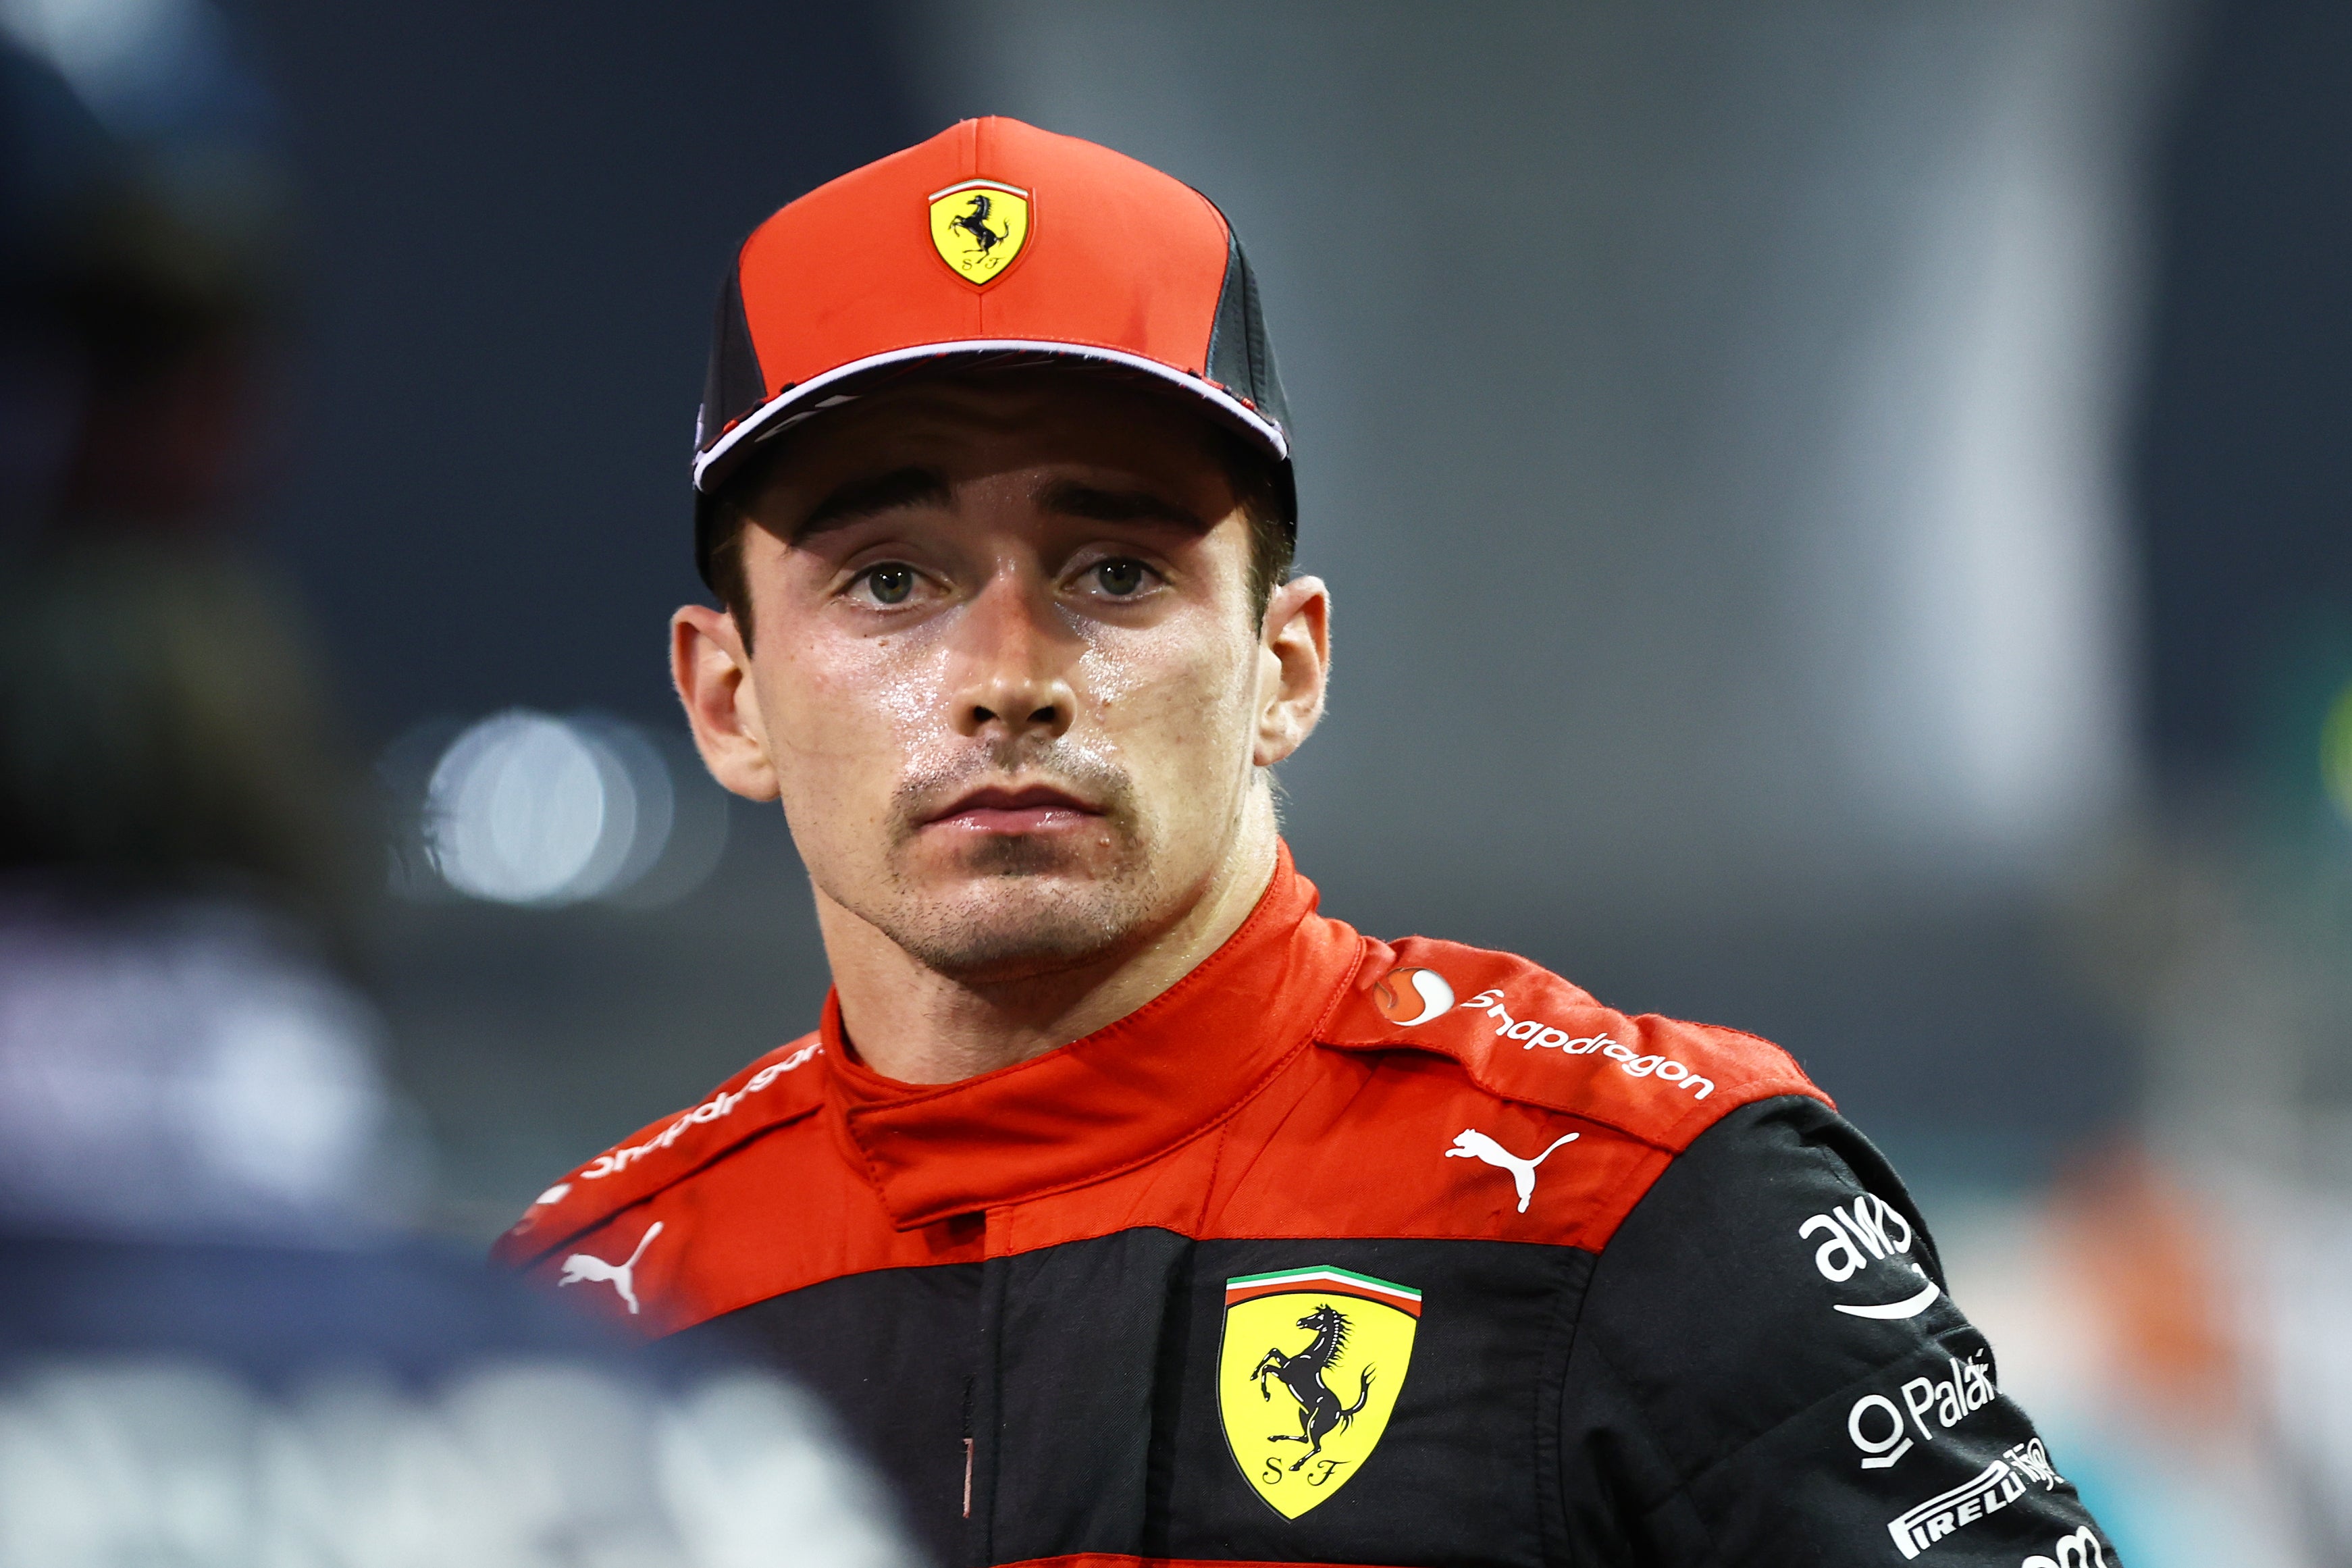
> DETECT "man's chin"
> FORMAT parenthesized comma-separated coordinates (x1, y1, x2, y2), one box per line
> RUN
(918, 827, 1116, 880)
(879, 866, 1155, 985)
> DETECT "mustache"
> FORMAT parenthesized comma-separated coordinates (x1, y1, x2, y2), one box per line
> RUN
(889, 733, 1136, 837)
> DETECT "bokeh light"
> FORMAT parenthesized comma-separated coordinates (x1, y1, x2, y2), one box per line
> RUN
(409, 710, 725, 908)
(2320, 678, 2352, 830)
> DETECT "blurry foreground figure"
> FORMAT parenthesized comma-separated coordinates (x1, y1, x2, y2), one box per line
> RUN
(0, 16, 918, 1563)
(0, 547, 398, 1235)
(0, 1236, 915, 1567)
(0, 0, 389, 1239)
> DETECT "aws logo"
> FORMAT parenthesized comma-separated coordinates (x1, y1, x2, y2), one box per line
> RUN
(1370, 966, 1455, 1026)
(928, 180, 1030, 283)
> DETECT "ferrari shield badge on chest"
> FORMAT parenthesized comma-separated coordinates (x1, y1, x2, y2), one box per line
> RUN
(928, 180, 1030, 284)
(1217, 1267, 1419, 1518)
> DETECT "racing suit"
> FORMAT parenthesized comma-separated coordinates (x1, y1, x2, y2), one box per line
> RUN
(497, 846, 2118, 1567)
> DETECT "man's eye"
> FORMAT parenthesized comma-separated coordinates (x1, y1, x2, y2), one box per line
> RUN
(862, 565, 915, 605)
(1093, 559, 1149, 597)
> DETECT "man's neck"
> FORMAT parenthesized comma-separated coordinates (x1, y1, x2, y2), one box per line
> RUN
(815, 810, 1281, 1086)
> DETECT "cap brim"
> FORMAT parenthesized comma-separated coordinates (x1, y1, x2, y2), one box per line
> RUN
(691, 338, 1291, 499)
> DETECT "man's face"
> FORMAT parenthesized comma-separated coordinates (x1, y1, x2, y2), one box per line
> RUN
(676, 371, 1323, 985)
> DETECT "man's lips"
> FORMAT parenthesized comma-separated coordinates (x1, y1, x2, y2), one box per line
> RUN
(922, 784, 1105, 835)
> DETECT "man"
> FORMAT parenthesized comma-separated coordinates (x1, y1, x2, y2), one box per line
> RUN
(498, 118, 2118, 1567)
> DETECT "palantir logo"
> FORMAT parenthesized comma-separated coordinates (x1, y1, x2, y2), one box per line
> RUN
(1844, 1347, 1996, 1469)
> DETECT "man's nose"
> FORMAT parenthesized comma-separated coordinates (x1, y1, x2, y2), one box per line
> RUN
(947, 573, 1077, 741)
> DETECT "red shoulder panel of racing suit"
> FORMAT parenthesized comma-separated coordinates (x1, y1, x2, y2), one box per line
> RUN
(492, 844, 1826, 1337)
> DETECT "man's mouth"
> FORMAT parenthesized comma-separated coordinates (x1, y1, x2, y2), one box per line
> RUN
(922, 783, 1105, 837)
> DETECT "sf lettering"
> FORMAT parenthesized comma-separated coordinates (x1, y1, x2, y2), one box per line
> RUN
(1846, 1350, 1996, 1469)
(1261, 1456, 1352, 1488)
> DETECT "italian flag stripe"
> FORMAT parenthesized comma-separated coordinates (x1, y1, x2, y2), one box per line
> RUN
(1224, 1266, 1421, 1312)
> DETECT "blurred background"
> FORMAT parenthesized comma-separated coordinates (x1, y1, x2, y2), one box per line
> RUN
(7, 0, 2351, 1560)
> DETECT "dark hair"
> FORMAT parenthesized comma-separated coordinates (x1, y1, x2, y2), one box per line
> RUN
(702, 377, 1295, 648)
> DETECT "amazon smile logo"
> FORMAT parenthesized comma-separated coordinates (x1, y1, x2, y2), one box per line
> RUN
(1800, 1192, 1942, 1321)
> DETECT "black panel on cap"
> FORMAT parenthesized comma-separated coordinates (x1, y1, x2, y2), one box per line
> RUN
(1204, 224, 1290, 449)
(697, 259, 766, 458)
(1203, 217, 1296, 527)
(694, 255, 772, 589)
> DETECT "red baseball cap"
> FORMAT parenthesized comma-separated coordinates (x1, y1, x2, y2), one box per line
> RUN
(691, 116, 1292, 583)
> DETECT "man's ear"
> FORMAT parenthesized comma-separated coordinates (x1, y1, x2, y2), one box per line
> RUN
(1253, 575, 1331, 768)
(672, 604, 781, 801)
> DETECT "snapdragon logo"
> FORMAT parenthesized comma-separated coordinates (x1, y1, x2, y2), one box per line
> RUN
(584, 1041, 822, 1180)
(1459, 989, 1715, 1099)
(1371, 967, 1455, 1027)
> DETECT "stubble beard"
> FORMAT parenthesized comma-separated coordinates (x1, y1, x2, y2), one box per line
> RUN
(857, 736, 1170, 985)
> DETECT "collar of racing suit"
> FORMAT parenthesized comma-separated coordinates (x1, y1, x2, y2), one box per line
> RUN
(819, 841, 1365, 1230)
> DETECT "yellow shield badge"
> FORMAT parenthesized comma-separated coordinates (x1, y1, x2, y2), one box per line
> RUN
(1217, 1267, 1419, 1519)
(927, 180, 1030, 284)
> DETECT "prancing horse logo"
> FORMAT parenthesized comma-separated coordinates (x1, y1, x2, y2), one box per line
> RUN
(1252, 1303, 1377, 1470)
(557, 1221, 663, 1315)
(926, 180, 1031, 284)
(1216, 1267, 1419, 1519)
(947, 192, 1002, 256)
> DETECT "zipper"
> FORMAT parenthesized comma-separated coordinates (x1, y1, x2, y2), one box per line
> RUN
(960, 1375, 975, 1519)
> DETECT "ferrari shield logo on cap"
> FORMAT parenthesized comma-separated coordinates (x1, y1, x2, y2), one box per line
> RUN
(1217, 1267, 1419, 1518)
(927, 180, 1030, 284)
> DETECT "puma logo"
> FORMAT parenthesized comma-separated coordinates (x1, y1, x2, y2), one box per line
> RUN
(556, 1221, 664, 1315)
(1445, 1128, 1579, 1213)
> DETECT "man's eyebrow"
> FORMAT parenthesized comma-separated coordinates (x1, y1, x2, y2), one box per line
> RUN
(790, 466, 953, 542)
(1037, 477, 1211, 532)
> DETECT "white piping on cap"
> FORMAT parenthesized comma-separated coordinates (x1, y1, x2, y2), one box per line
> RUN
(691, 338, 1290, 492)
(926, 178, 1030, 202)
